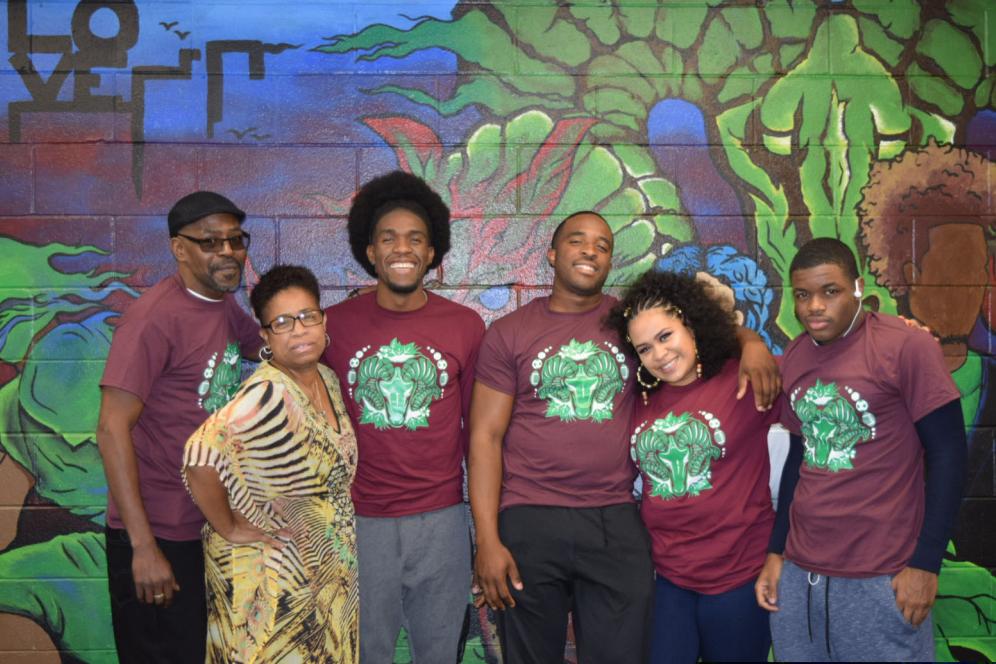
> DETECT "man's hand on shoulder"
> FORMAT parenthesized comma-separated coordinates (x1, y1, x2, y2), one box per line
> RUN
(891, 566, 938, 627)
(737, 337, 781, 411)
(898, 315, 936, 340)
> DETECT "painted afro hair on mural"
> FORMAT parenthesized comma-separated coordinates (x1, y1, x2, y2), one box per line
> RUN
(348, 170, 451, 278)
(858, 139, 996, 295)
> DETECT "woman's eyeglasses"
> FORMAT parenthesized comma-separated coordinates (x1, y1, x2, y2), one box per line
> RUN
(263, 309, 323, 334)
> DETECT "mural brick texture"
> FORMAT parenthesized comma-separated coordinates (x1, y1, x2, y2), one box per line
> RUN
(1, 1, 994, 661)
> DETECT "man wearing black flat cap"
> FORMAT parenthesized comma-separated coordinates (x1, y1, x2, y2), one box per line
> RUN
(96, 191, 262, 663)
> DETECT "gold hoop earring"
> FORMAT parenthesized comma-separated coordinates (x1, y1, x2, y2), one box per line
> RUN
(259, 345, 273, 361)
(324, 333, 331, 350)
(636, 365, 661, 406)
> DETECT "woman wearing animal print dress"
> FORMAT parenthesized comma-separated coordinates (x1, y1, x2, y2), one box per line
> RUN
(183, 265, 358, 663)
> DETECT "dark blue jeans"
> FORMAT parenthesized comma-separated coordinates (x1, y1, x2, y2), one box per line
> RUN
(650, 574, 771, 664)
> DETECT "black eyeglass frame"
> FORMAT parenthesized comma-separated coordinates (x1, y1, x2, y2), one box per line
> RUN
(262, 309, 324, 334)
(175, 231, 251, 253)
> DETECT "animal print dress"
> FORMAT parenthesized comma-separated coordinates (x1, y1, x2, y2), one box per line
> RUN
(184, 362, 358, 663)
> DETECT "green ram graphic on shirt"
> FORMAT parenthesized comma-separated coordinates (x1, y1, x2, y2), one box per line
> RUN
(791, 380, 876, 472)
(348, 338, 445, 430)
(631, 411, 725, 500)
(531, 339, 627, 422)
(199, 342, 242, 413)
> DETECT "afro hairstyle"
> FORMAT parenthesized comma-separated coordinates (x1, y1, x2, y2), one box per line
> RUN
(347, 170, 451, 278)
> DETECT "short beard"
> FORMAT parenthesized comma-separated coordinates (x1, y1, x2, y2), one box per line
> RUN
(561, 276, 606, 298)
(383, 278, 420, 295)
(208, 261, 243, 293)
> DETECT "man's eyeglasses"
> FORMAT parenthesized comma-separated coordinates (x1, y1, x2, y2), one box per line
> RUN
(263, 309, 324, 334)
(176, 232, 251, 253)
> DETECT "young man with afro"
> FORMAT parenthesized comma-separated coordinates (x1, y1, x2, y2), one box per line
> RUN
(322, 171, 485, 663)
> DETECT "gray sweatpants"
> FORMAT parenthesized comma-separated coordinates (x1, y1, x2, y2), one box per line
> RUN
(771, 560, 935, 662)
(357, 504, 471, 664)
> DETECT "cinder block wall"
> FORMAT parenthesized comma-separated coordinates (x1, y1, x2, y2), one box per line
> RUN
(1, 1, 993, 662)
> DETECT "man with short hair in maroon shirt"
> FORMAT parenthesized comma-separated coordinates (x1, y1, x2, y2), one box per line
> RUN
(755, 237, 967, 662)
(97, 191, 262, 663)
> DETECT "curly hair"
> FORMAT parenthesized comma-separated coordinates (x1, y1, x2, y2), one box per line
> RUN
(347, 170, 451, 278)
(605, 269, 740, 392)
(250, 264, 321, 322)
(858, 139, 995, 295)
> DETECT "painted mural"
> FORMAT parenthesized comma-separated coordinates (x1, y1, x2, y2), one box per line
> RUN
(1, 0, 994, 661)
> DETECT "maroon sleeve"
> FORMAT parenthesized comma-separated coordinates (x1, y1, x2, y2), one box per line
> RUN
(100, 316, 170, 403)
(769, 391, 786, 427)
(228, 299, 262, 359)
(778, 390, 802, 435)
(898, 328, 961, 422)
(474, 321, 517, 396)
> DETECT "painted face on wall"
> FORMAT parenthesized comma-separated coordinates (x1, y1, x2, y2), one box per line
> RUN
(366, 208, 435, 295)
(547, 213, 614, 297)
(906, 224, 988, 341)
(628, 306, 698, 386)
(791, 263, 863, 344)
(171, 213, 248, 299)
(259, 286, 326, 372)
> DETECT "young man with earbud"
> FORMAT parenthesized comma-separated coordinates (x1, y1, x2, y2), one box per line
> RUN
(754, 238, 967, 662)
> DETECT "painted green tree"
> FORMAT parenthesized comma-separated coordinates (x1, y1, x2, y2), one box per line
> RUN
(317, 0, 994, 336)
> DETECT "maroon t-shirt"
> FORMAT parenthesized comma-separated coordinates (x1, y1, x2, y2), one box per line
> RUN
(780, 312, 960, 576)
(323, 291, 485, 518)
(475, 296, 637, 510)
(632, 359, 778, 594)
(101, 274, 261, 541)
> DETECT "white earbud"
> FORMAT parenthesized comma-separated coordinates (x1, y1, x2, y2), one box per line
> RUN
(853, 280, 862, 298)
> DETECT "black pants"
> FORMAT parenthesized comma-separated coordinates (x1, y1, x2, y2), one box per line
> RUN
(105, 527, 207, 664)
(495, 503, 654, 664)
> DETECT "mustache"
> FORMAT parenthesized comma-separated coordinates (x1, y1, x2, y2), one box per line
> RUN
(210, 258, 242, 273)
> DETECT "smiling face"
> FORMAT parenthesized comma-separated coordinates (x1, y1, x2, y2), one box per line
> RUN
(628, 306, 698, 387)
(547, 213, 613, 298)
(170, 212, 247, 299)
(366, 207, 435, 295)
(259, 286, 326, 372)
(791, 263, 863, 344)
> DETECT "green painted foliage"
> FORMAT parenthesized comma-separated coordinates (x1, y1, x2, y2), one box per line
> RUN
(316, 0, 990, 341)
(917, 20, 982, 90)
(853, 0, 920, 39)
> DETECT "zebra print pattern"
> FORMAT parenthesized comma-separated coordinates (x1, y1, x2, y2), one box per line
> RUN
(184, 362, 358, 663)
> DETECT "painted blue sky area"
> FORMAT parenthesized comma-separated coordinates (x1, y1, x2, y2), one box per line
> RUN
(2, 1, 469, 143)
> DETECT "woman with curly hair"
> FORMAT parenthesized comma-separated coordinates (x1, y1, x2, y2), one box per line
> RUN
(606, 269, 780, 664)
